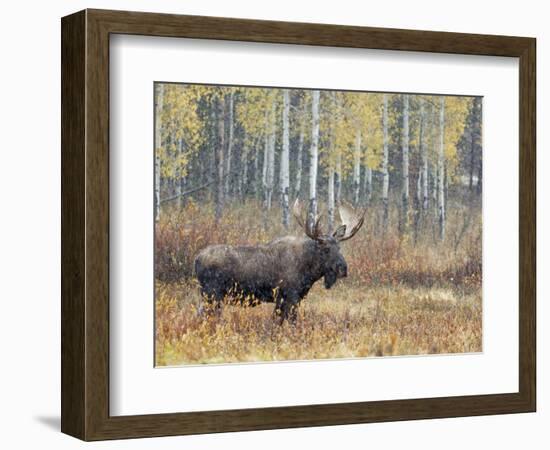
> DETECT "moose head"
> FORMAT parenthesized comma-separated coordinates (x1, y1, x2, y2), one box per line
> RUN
(292, 199, 366, 289)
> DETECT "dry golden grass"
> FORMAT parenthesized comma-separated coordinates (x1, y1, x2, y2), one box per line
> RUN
(155, 280, 481, 366)
(155, 197, 482, 366)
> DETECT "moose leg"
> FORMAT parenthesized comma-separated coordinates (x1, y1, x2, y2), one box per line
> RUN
(198, 288, 223, 318)
(276, 292, 300, 325)
(288, 302, 300, 324)
(273, 297, 283, 322)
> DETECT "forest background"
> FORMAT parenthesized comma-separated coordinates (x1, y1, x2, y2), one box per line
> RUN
(153, 84, 483, 365)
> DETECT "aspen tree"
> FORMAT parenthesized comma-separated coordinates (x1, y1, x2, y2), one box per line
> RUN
(224, 91, 235, 197)
(154, 83, 164, 222)
(420, 98, 429, 210)
(215, 93, 225, 222)
(265, 99, 276, 210)
(401, 94, 410, 233)
(353, 130, 362, 206)
(381, 94, 390, 230)
(438, 96, 446, 240)
(309, 90, 320, 227)
(281, 89, 290, 228)
(294, 95, 306, 199)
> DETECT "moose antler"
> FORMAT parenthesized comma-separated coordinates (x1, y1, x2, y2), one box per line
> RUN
(337, 203, 367, 242)
(293, 199, 324, 241)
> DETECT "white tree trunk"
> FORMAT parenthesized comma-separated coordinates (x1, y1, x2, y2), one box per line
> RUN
(241, 145, 248, 202)
(309, 90, 320, 226)
(262, 137, 268, 189)
(382, 94, 389, 229)
(416, 168, 422, 206)
(176, 138, 184, 208)
(401, 94, 410, 232)
(265, 101, 276, 210)
(215, 95, 225, 222)
(224, 91, 234, 197)
(438, 96, 446, 240)
(363, 140, 372, 205)
(421, 100, 429, 210)
(432, 169, 438, 219)
(294, 125, 304, 198)
(353, 130, 361, 206)
(281, 89, 290, 228)
(154, 84, 164, 222)
(327, 166, 335, 233)
(254, 144, 260, 199)
(262, 109, 269, 207)
(365, 164, 372, 205)
(335, 152, 342, 206)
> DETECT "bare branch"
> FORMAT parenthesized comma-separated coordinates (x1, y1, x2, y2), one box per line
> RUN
(159, 167, 242, 205)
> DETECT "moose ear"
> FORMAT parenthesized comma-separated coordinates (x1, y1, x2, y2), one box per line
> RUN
(332, 225, 347, 240)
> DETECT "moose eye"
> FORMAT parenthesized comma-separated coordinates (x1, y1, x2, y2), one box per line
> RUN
(322, 247, 331, 254)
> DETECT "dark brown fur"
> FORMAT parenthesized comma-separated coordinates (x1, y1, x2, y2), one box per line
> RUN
(194, 235, 347, 322)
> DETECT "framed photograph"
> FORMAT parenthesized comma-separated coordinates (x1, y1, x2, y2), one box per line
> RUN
(61, 9, 536, 440)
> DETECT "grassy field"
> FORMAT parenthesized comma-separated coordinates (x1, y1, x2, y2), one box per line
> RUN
(155, 197, 482, 366)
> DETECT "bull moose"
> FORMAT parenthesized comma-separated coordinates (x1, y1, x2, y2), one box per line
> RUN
(194, 200, 366, 323)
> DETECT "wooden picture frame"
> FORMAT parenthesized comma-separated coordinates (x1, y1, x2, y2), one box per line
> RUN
(61, 8, 536, 441)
